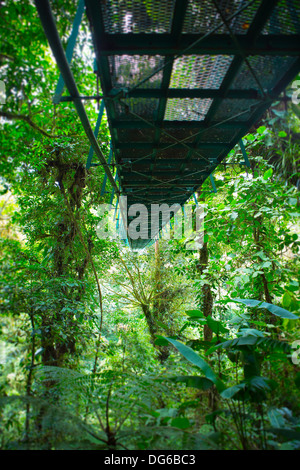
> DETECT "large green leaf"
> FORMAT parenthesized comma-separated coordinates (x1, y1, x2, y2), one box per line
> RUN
(221, 383, 246, 399)
(268, 428, 300, 441)
(168, 375, 214, 391)
(211, 336, 291, 354)
(237, 336, 258, 346)
(154, 335, 172, 346)
(221, 376, 277, 401)
(171, 417, 190, 429)
(268, 408, 286, 428)
(163, 337, 225, 392)
(156, 320, 169, 330)
(241, 350, 261, 379)
(185, 309, 204, 318)
(263, 168, 273, 180)
(232, 299, 299, 320)
(206, 316, 228, 335)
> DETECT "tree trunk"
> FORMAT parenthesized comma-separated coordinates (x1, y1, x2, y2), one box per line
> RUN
(198, 241, 213, 341)
(141, 302, 170, 363)
(253, 219, 276, 325)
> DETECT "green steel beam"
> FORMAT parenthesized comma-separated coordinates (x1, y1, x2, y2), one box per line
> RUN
(109, 173, 119, 205)
(100, 143, 113, 196)
(59, 89, 262, 100)
(121, 179, 209, 188)
(209, 174, 217, 193)
(86, 99, 105, 169)
(59, 93, 291, 104)
(94, 34, 300, 56)
(239, 139, 251, 168)
(123, 89, 262, 99)
(116, 142, 229, 150)
(111, 120, 245, 129)
(119, 162, 213, 170)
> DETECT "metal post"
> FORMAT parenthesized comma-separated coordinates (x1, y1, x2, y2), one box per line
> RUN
(210, 174, 217, 193)
(86, 100, 105, 169)
(53, 0, 85, 104)
(239, 139, 251, 168)
(100, 143, 113, 196)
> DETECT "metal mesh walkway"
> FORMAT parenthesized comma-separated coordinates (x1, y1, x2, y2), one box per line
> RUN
(35, 0, 300, 249)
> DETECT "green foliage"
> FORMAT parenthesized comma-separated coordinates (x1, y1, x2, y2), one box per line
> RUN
(161, 337, 225, 391)
(232, 298, 299, 320)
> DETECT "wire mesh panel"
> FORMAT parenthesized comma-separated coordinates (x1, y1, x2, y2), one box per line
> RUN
(169, 55, 233, 89)
(159, 128, 201, 143)
(114, 98, 159, 121)
(213, 99, 262, 121)
(100, 0, 176, 33)
(263, 0, 300, 34)
(193, 128, 240, 143)
(230, 56, 298, 91)
(156, 148, 189, 159)
(182, 0, 262, 34)
(165, 98, 213, 121)
(116, 128, 157, 143)
(109, 55, 164, 89)
(117, 147, 154, 160)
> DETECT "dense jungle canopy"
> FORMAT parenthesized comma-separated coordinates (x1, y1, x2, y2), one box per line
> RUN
(0, 0, 300, 452)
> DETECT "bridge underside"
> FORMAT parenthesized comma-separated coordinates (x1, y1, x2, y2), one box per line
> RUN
(36, 0, 300, 249)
